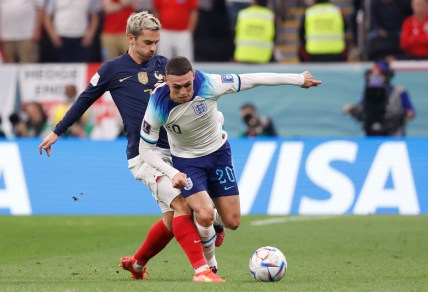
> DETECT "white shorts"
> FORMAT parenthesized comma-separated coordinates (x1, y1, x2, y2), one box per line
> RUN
(128, 149, 180, 213)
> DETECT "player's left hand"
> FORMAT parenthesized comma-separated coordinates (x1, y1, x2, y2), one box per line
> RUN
(301, 71, 322, 88)
(172, 172, 188, 189)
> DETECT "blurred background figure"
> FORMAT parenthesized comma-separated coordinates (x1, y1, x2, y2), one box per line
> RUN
(400, 0, 428, 60)
(343, 61, 415, 136)
(9, 102, 51, 138)
(43, 0, 101, 63)
(225, 0, 252, 32)
(194, 0, 234, 62)
(100, 0, 137, 61)
(153, 0, 198, 62)
(0, 117, 6, 138)
(240, 103, 277, 137)
(52, 84, 91, 137)
(234, 0, 276, 63)
(0, 0, 44, 63)
(134, 0, 153, 12)
(298, 0, 347, 62)
(367, 0, 412, 61)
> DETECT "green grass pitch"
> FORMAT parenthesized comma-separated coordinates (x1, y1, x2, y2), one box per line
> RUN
(0, 215, 427, 291)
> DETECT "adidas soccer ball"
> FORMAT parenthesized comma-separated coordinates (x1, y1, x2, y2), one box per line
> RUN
(249, 246, 287, 282)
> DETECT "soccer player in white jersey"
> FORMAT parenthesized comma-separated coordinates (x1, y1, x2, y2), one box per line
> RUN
(39, 12, 224, 283)
(139, 56, 322, 265)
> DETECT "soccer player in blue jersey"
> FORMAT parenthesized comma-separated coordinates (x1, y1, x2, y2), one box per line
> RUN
(139, 56, 322, 255)
(38, 12, 224, 283)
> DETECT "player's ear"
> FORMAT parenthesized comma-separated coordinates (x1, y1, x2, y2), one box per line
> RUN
(127, 33, 135, 44)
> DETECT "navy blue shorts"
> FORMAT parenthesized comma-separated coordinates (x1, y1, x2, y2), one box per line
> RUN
(172, 141, 239, 198)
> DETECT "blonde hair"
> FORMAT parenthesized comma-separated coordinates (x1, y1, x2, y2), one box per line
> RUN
(126, 11, 161, 37)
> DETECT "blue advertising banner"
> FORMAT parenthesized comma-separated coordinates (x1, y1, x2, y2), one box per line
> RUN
(0, 138, 427, 215)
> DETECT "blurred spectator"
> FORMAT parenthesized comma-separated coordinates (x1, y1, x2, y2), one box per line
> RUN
(367, 0, 412, 61)
(100, 0, 137, 61)
(351, 0, 363, 46)
(9, 102, 51, 138)
(194, 0, 234, 62)
(153, 0, 198, 61)
(134, 0, 153, 12)
(234, 0, 276, 63)
(298, 0, 347, 62)
(43, 0, 101, 63)
(343, 61, 415, 136)
(400, 0, 428, 60)
(240, 103, 277, 137)
(52, 84, 91, 137)
(0, 0, 44, 63)
(225, 0, 251, 32)
(0, 117, 6, 138)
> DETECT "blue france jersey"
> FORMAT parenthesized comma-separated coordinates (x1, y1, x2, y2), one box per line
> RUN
(54, 54, 169, 159)
(141, 70, 241, 158)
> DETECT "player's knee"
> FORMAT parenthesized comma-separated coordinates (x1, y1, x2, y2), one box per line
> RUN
(195, 206, 215, 227)
(223, 215, 240, 230)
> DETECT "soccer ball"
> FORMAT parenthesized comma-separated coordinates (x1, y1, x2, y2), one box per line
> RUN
(249, 246, 287, 282)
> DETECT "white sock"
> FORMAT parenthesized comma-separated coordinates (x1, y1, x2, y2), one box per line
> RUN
(213, 208, 225, 227)
(195, 220, 217, 269)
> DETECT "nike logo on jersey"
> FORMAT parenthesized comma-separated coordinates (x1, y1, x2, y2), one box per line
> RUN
(224, 185, 234, 190)
(119, 76, 132, 82)
(194, 240, 201, 243)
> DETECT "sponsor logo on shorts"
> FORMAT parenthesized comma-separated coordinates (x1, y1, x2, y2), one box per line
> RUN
(184, 177, 193, 190)
(224, 185, 234, 191)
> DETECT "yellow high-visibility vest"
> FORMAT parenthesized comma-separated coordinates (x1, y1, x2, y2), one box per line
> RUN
(305, 3, 345, 54)
(234, 6, 275, 63)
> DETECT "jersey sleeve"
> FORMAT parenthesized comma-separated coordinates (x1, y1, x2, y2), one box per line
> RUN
(139, 91, 180, 179)
(197, 71, 304, 100)
(139, 91, 165, 145)
(53, 62, 111, 136)
(239, 73, 304, 90)
(197, 72, 241, 100)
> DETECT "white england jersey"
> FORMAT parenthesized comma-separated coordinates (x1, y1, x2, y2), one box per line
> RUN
(139, 70, 304, 179)
(141, 71, 239, 158)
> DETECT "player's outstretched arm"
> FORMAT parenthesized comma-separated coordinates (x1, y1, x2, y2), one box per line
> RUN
(301, 71, 322, 88)
(38, 132, 59, 157)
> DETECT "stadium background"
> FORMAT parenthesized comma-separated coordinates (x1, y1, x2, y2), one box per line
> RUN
(1, 61, 427, 216)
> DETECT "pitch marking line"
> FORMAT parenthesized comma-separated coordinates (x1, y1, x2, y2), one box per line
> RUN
(250, 216, 338, 226)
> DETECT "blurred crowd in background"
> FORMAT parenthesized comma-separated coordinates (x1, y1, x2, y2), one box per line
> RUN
(0, 0, 426, 139)
(2, 0, 427, 64)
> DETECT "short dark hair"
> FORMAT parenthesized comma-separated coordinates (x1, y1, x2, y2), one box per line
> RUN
(166, 56, 193, 76)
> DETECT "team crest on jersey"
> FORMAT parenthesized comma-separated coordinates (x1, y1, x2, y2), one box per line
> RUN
(192, 101, 207, 116)
(142, 120, 151, 134)
(138, 72, 148, 85)
(154, 71, 164, 82)
(184, 177, 193, 190)
(221, 74, 234, 83)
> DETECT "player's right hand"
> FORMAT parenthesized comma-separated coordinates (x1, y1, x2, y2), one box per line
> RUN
(172, 172, 188, 189)
(38, 132, 59, 157)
